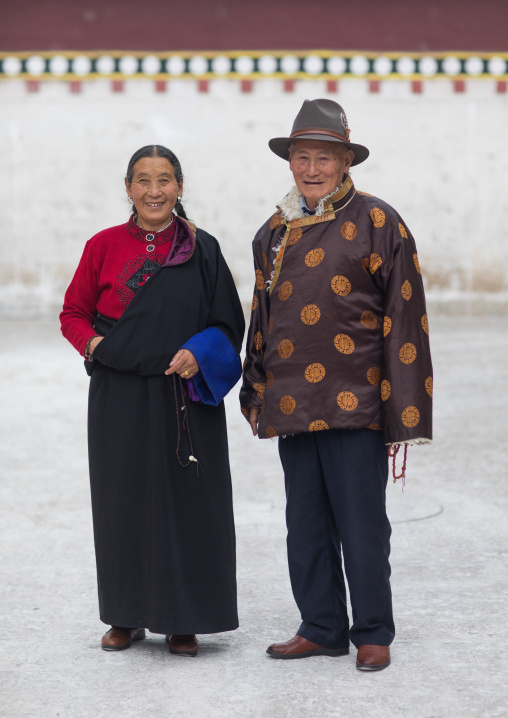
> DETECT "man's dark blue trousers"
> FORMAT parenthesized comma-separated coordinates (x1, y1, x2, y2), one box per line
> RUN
(278, 427, 395, 649)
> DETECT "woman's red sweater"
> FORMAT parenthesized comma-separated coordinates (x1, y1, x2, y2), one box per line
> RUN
(60, 216, 175, 356)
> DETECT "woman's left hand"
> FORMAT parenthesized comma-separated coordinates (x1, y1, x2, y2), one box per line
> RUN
(165, 348, 199, 379)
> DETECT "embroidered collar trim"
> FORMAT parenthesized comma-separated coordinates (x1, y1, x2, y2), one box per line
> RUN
(162, 216, 197, 267)
(126, 214, 177, 244)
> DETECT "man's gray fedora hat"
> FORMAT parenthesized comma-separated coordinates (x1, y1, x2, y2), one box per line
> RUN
(269, 98, 369, 166)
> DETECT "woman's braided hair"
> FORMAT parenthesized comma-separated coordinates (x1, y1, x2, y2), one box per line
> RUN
(126, 145, 188, 219)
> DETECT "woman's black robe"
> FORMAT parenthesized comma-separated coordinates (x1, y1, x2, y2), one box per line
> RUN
(88, 223, 244, 635)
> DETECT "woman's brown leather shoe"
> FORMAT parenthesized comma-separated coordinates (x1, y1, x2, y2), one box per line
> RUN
(356, 644, 391, 671)
(166, 634, 199, 656)
(101, 626, 146, 651)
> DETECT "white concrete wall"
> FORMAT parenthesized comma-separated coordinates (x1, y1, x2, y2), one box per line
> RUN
(1, 78, 507, 315)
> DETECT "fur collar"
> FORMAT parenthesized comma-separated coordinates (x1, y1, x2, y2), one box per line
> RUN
(277, 183, 344, 222)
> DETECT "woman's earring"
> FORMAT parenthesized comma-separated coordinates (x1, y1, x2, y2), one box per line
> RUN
(128, 197, 133, 204)
(177, 196, 181, 202)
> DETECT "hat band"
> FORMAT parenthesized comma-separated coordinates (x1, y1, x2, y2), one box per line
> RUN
(290, 127, 349, 143)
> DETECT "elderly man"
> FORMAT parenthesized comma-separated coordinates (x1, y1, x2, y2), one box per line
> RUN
(240, 98, 432, 671)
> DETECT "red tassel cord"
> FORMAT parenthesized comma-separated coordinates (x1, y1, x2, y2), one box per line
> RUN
(388, 443, 409, 487)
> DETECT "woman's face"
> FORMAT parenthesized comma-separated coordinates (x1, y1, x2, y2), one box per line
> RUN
(125, 156, 183, 231)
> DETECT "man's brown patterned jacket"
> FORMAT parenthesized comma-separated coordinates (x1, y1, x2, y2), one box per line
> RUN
(240, 175, 433, 446)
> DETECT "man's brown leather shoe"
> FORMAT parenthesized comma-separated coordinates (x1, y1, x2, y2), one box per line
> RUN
(166, 634, 199, 657)
(267, 635, 349, 659)
(101, 626, 146, 651)
(356, 644, 391, 671)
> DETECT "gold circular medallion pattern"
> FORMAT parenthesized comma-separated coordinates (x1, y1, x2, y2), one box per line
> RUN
(413, 253, 421, 274)
(265, 425, 278, 438)
(401, 280, 413, 300)
(334, 334, 355, 354)
(280, 395, 296, 415)
(425, 376, 433, 397)
(399, 223, 408, 239)
(268, 315, 274, 334)
(266, 370, 275, 389)
(368, 422, 382, 431)
(399, 342, 417, 364)
(337, 391, 358, 411)
(269, 213, 282, 229)
(381, 379, 391, 401)
(362, 257, 370, 273)
(277, 280, 293, 301)
(421, 313, 429, 335)
(383, 316, 392, 337)
(331, 275, 352, 296)
(251, 294, 258, 312)
(300, 304, 321, 325)
(254, 331, 263, 350)
(305, 248, 325, 267)
(255, 269, 267, 291)
(341, 221, 357, 241)
(370, 207, 386, 227)
(287, 227, 302, 246)
(262, 252, 268, 270)
(360, 310, 378, 329)
(277, 338, 294, 358)
(241, 406, 249, 417)
(309, 420, 329, 431)
(402, 406, 420, 428)
(305, 363, 326, 383)
(369, 253, 383, 274)
(253, 382, 265, 399)
(367, 367, 381, 385)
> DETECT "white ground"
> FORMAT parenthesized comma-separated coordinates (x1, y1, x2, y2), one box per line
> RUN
(0, 316, 506, 718)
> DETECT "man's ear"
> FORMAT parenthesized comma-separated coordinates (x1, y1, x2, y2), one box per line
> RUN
(345, 149, 355, 170)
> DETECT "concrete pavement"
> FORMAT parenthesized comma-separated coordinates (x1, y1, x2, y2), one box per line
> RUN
(0, 316, 506, 718)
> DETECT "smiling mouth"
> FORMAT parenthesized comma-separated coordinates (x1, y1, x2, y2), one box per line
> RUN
(146, 202, 164, 207)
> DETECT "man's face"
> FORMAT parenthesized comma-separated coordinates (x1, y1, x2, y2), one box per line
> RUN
(289, 140, 354, 210)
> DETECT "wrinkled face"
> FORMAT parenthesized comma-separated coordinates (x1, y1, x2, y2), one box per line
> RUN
(125, 156, 183, 231)
(289, 140, 354, 210)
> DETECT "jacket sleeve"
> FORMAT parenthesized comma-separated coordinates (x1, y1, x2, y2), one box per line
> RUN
(370, 210, 433, 445)
(239, 234, 271, 417)
(59, 240, 101, 356)
(181, 327, 241, 406)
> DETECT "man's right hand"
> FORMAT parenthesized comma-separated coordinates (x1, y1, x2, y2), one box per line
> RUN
(248, 407, 262, 437)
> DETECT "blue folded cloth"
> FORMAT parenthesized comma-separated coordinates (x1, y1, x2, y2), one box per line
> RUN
(181, 327, 242, 406)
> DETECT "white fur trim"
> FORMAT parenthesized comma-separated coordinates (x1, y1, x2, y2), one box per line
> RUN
(277, 186, 304, 221)
(386, 438, 432, 446)
(277, 184, 344, 221)
(314, 188, 341, 216)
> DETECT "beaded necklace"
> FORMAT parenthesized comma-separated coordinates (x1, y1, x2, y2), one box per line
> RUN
(172, 375, 199, 472)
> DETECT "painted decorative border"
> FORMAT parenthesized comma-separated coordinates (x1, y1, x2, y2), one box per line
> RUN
(1, 50, 508, 80)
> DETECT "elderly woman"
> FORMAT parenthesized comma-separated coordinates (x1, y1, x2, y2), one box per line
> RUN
(60, 145, 244, 656)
